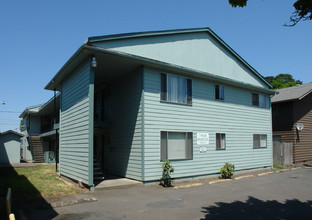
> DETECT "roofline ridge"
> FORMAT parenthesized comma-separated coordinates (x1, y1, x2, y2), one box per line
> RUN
(86, 27, 211, 44)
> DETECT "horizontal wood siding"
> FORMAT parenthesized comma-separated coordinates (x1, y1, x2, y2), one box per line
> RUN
(60, 60, 92, 185)
(143, 68, 272, 181)
(109, 69, 143, 180)
(293, 93, 312, 163)
(91, 32, 266, 88)
(272, 92, 312, 163)
(273, 131, 296, 144)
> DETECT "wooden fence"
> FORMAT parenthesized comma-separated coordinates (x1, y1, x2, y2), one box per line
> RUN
(273, 142, 293, 166)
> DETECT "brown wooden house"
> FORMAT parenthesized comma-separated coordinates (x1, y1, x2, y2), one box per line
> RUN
(272, 83, 312, 163)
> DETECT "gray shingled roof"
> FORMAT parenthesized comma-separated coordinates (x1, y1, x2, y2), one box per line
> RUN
(271, 82, 312, 103)
(0, 130, 24, 137)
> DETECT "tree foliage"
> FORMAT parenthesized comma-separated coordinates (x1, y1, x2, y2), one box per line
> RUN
(228, 0, 312, 26)
(289, 0, 312, 26)
(20, 119, 24, 132)
(228, 0, 247, 8)
(264, 73, 302, 89)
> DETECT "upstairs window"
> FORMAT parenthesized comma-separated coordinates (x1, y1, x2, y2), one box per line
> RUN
(253, 134, 267, 148)
(252, 93, 266, 108)
(215, 84, 224, 101)
(161, 73, 192, 104)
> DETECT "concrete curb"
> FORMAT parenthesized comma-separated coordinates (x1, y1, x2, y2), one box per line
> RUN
(172, 166, 305, 189)
(234, 175, 254, 180)
(49, 197, 97, 208)
(173, 183, 203, 189)
(209, 179, 232, 184)
(257, 171, 274, 176)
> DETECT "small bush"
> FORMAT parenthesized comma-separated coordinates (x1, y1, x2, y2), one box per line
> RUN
(220, 162, 235, 179)
(160, 160, 174, 187)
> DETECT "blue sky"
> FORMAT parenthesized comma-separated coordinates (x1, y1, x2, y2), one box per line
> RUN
(0, 0, 311, 132)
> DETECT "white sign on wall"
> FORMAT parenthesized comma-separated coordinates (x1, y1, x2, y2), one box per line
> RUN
(200, 146, 207, 153)
(197, 133, 209, 145)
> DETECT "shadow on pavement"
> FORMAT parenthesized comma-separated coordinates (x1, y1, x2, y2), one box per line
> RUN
(201, 196, 312, 219)
(0, 164, 58, 220)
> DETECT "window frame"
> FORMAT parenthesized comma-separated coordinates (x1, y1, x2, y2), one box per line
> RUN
(160, 131, 193, 161)
(216, 133, 226, 150)
(215, 84, 225, 101)
(253, 134, 267, 148)
(252, 93, 266, 108)
(160, 73, 192, 105)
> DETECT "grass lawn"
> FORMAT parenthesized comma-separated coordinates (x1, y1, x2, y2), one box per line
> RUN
(273, 164, 285, 169)
(0, 165, 83, 199)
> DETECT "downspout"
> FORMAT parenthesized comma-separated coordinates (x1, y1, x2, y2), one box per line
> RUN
(141, 67, 145, 182)
(28, 112, 30, 134)
(89, 56, 96, 189)
(54, 88, 58, 173)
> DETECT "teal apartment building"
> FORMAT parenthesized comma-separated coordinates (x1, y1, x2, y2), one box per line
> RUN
(20, 95, 60, 163)
(34, 28, 274, 187)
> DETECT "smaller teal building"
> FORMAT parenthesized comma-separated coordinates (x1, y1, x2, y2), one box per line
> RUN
(0, 130, 23, 164)
(42, 28, 275, 187)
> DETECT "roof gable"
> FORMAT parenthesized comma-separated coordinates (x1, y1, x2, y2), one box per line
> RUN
(272, 83, 312, 103)
(19, 93, 60, 118)
(0, 130, 24, 137)
(86, 28, 271, 89)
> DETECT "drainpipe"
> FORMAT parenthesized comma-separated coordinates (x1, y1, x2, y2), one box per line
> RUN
(54, 88, 58, 173)
(28, 112, 30, 133)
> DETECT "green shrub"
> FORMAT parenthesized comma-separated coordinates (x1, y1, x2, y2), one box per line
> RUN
(160, 160, 174, 187)
(220, 162, 235, 179)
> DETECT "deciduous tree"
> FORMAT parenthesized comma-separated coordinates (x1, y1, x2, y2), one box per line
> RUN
(228, 0, 312, 26)
(264, 74, 302, 89)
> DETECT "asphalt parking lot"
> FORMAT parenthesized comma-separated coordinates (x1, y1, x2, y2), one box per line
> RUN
(23, 167, 312, 220)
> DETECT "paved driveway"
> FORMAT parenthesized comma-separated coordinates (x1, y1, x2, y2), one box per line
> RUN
(29, 167, 312, 219)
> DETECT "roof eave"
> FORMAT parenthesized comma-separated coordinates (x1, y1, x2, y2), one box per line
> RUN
(85, 45, 275, 95)
(0, 130, 24, 137)
(46, 44, 276, 96)
(19, 110, 38, 118)
(299, 89, 312, 100)
(37, 92, 60, 113)
(272, 98, 299, 104)
(45, 46, 86, 91)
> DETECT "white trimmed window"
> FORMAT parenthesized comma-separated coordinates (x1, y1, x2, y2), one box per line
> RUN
(215, 85, 224, 101)
(253, 134, 267, 148)
(216, 133, 226, 149)
(161, 73, 192, 104)
(252, 93, 266, 108)
(161, 131, 193, 160)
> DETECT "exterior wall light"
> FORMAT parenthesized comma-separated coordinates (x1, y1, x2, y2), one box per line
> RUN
(91, 56, 97, 69)
(1, 100, 5, 105)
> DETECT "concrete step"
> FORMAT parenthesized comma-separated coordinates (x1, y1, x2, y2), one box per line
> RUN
(94, 178, 141, 191)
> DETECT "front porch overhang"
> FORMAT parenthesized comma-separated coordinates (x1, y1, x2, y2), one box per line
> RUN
(40, 129, 59, 138)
